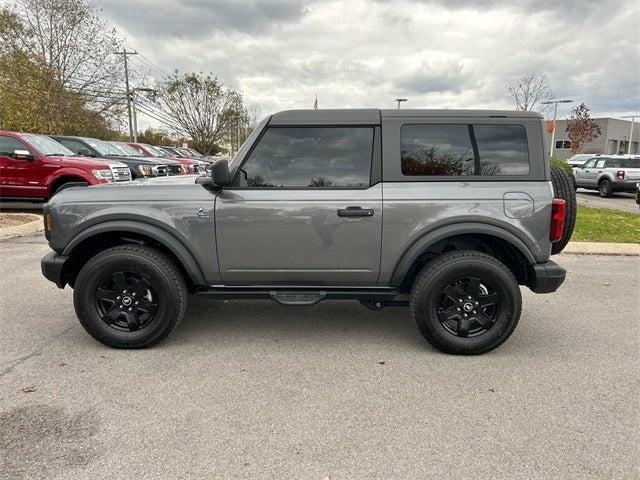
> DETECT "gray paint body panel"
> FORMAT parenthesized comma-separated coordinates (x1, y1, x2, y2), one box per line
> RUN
(215, 184, 382, 285)
(44, 109, 557, 291)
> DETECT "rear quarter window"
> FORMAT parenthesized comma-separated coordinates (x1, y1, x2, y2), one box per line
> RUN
(401, 124, 529, 176)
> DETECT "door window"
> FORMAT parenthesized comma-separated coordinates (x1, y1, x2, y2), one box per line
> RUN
(239, 127, 374, 188)
(0, 136, 28, 157)
(582, 158, 597, 168)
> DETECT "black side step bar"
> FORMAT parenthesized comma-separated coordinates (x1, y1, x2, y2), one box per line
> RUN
(197, 287, 408, 307)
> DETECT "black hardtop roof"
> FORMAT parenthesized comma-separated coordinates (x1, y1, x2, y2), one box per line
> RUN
(269, 108, 543, 125)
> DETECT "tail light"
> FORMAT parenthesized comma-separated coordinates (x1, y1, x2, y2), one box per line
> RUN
(549, 199, 566, 243)
(616, 170, 625, 180)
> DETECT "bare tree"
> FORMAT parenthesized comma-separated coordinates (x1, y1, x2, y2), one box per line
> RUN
(157, 72, 237, 155)
(507, 73, 554, 114)
(566, 103, 602, 154)
(0, 0, 126, 114)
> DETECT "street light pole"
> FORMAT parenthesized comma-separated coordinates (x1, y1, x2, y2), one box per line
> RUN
(395, 98, 407, 109)
(621, 115, 638, 154)
(541, 99, 573, 157)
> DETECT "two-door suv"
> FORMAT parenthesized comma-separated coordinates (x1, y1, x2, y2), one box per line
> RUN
(41, 109, 569, 354)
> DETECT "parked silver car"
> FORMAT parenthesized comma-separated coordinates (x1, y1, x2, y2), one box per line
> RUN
(574, 155, 640, 197)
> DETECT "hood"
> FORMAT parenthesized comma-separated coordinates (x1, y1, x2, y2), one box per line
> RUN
(100, 155, 170, 167)
(47, 174, 210, 206)
(50, 155, 128, 169)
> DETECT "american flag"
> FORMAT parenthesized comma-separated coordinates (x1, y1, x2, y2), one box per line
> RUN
(313, 94, 318, 109)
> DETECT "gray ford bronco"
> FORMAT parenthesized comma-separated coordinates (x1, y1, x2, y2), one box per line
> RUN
(41, 109, 572, 355)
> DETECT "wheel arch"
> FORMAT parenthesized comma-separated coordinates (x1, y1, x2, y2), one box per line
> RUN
(48, 174, 90, 196)
(389, 223, 536, 292)
(61, 221, 207, 289)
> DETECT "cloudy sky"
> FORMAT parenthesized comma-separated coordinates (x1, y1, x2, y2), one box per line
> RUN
(100, 0, 639, 128)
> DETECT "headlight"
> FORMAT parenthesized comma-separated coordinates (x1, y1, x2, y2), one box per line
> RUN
(91, 169, 114, 182)
(138, 165, 154, 176)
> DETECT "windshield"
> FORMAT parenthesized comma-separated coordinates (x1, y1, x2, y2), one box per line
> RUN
(108, 142, 145, 157)
(82, 138, 119, 156)
(148, 145, 171, 157)
(22, 134, 75, 156)
(229, 116, 269, 172)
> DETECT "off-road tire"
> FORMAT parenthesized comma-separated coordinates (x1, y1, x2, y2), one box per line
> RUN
(410, 250, 522, 355)
(73, 245, 187, 348)
(550, 165, 577, 254)
(598, 178, 613, 198)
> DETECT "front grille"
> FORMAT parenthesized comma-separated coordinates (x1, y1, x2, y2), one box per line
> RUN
(112, 166, 132, 182)
(167, 165, 182, 175)
(154, 165, 168, 176)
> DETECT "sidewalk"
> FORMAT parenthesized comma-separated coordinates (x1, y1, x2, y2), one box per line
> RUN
(562, 241, 640, 256)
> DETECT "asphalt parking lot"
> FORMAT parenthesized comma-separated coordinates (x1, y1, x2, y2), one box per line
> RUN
(575, 190, 638, 214)
(1, 233, 638, 480)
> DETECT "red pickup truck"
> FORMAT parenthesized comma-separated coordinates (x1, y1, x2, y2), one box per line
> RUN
(0, 131, 131, 201)
(127, 142, 203, 174)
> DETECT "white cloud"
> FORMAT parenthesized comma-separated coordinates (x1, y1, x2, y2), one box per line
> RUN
(100, 0, 640, 129)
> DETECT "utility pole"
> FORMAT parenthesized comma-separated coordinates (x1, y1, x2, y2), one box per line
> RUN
(395, 98, 407, 109)
(114, 48, 138, 141)
(541, 99, 573, 157)
(130, 87, 156, 142)
(621, 115, 638, 154)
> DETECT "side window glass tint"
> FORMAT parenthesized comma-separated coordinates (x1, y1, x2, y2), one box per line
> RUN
(474, 124, 529, 175)
(401, 124, 474, 176)
(0, 136, 27, 156)
(241, 127, 373, 188)
(401, 124, 529, 176)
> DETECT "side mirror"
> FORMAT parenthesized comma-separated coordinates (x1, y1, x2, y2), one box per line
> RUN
(212, 159, 231, 186)
(14, 149, 35, 161)
(196, 159, 230, 188)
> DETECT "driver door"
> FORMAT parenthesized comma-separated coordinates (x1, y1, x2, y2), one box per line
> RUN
(215, 125, 382, 286)
(0, 135, 40, 198)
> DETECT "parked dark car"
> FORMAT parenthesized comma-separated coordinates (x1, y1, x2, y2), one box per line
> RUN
(128, 142, 204, 174)
(106, 142, 183, 176)
(51, 136, 175, 179)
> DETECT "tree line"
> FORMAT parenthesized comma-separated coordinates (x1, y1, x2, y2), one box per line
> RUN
(0, 0, 257, 155)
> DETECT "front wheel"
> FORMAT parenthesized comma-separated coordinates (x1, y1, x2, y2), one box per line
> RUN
(73, 245, 187, 348)
(410, 251, 522, 355)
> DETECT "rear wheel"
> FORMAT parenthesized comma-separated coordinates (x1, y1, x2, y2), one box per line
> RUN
(598, 179, 613, 198)
(410, 251, 522, 355)
(550, 165, 577, 254)
(73, 245, 187, 348)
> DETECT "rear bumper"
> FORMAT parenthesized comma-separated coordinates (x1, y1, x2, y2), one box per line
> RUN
(41, 251, 69, 288)
(611, 180, 638, 192)
(527, 260, 566, 293)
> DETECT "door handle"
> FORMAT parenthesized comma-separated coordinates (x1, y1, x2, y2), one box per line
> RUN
(337, 206, 374, 217)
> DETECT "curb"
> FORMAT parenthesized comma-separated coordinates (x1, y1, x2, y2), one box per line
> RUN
(561, 241, 640, 256)
(0, 214, 43, 239)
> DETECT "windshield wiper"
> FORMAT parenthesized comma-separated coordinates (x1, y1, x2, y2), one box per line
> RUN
(45, 153, 66, 156)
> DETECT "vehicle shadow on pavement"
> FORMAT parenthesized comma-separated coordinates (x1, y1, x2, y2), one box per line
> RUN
(171, 296, 429, 352)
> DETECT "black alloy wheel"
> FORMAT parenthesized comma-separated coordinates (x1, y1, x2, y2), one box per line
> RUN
(436, 276, 500, 338)
(95, 271, 158, 332)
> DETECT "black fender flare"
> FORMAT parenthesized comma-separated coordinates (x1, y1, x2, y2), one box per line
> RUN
(61, 220, 207, 285)
(389, 222, 536, 288)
